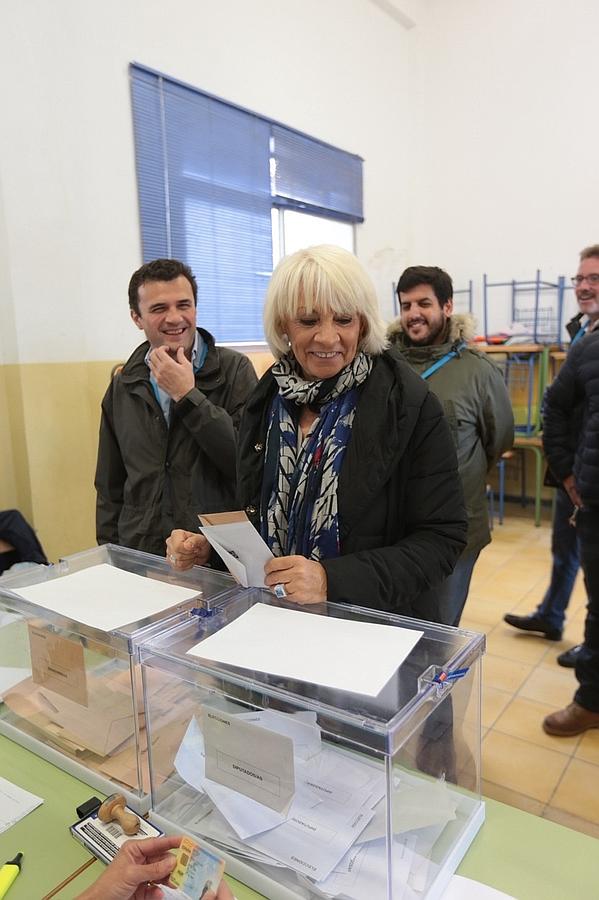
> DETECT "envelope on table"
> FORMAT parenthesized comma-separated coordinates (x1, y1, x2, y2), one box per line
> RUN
(199, 512, 273, 588)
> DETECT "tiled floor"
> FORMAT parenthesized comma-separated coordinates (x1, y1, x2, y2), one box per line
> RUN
(460, 503, 599, 839)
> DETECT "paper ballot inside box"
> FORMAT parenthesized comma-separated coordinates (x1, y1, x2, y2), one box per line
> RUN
(4, 668, 136, 757)
(202, 706, 295, 814)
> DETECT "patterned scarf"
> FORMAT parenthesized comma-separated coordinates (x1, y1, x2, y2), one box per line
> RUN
(261, 351, 373, 560)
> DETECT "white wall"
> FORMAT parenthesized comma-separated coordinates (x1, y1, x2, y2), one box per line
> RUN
(408, 0, 599, 330)
(2, 0, 594, 356)
(0, 0, 413, 364)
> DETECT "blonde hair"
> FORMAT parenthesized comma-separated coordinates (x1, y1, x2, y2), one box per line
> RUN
(263, 245, 388, 358)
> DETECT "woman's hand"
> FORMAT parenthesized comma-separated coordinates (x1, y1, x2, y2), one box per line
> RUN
(166, 530, 211, 570)
(76, 835, 180, 900)
(264, 555, 327, 604)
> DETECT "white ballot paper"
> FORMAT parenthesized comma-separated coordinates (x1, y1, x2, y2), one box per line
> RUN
(174, 715, 319, 840)
(0, 775, 43, 833)
(203, 706, 295, 813)
(442, 875, 517, 900)
(199, 514, 273, 588)
(10, 564, 201, 632)
(187, 603, 423, 696)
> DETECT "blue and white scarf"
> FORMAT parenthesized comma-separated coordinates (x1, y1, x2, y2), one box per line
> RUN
(262, 351, 372, 560)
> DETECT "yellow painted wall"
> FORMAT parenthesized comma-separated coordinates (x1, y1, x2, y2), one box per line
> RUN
(0, 365, 20, 511)
(1, 361, 118, 562)
(1, 351, 273, 564)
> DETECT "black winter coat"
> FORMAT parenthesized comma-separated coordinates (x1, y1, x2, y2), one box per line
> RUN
(237, 350, 467, 622)
(543, 331, 599, 507)
(95, 329, 257, 555)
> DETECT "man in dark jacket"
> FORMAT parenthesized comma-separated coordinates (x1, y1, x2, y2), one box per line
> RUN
(504, 244, 599, 663)
(542, 331, 599, 735)
(95, 258, 257, 556)
(388, 266, 514, 626)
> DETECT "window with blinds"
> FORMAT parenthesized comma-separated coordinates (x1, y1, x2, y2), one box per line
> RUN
(130, 64, 363, 343)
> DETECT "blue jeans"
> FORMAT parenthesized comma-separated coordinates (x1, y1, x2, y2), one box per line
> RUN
(536, 487, 580, 631)
(418, 551, 479, 627)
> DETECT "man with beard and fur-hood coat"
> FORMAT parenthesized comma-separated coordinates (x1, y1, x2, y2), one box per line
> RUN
(388, 265, 514, 627)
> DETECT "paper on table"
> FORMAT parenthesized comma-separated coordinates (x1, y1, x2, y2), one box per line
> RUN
(0, 666, 31, 701)
(199, 514, 273, 588)
(187, 603, 423, 696)
(442, 875, 517, 900)
(0, 775, 43, 834)
(10, 563, 201, 632)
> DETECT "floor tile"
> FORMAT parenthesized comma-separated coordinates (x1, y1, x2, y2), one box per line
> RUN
(575, 730, 599, 766)
(562, 621, 585, 644)
(542, 806, 599, 839)
(481, 779, 545, 816)
(493, 695, 580, 753)
(483, 730, 569, 802)
(460, 617, 493, 635)
(485, 628, 552, 665)
(484, 654, 532, 693)
(455, 510, 598, 839)
(481, 686, 513, 729)
(550, 758, 599, 822)
(518, 664, 577, 707)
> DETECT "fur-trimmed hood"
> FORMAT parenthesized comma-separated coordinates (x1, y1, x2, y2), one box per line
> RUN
(387, 312, 477, 345)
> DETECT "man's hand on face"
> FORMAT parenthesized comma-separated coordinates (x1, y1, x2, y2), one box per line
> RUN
(149, 346, 195, 402)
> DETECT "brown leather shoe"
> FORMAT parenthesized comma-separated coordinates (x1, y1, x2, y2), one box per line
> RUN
(543, 701, 599, 737)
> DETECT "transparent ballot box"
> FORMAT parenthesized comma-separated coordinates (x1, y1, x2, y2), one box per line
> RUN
(140, 589, 485, 899)
(0, 544, 235, 807)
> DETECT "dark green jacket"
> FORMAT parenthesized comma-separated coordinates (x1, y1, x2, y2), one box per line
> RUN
(388, 314, 514, 555)
(95, 328, 257, 556)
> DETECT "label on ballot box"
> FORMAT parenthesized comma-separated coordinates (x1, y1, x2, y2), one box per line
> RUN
(202, 705, 295, 814)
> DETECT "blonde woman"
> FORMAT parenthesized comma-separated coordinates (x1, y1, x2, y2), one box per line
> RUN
(168, 246, 466, 622)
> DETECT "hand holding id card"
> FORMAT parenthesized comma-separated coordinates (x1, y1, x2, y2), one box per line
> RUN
(161, 836, 225, 899)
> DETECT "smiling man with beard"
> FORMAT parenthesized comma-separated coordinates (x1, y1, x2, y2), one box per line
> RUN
(388, 265, 514, 627)
(95, 258, 257, 556)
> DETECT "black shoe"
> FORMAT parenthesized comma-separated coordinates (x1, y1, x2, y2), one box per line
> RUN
(503, 613, 562, 641)
(557, 644, 582, 668)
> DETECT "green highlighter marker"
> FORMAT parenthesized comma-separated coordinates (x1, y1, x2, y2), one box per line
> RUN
(0, 853, 23, 898)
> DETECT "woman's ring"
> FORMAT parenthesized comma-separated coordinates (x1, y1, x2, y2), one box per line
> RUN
(169, 553, 177, 563)
(273, 583, 287, 599)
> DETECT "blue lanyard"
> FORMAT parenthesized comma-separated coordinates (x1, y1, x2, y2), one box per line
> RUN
(420, 341, 466, 380)
(571, 322, 588, 346)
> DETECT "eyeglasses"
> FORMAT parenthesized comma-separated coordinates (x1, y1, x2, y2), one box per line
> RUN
(571, 274, 599, 286)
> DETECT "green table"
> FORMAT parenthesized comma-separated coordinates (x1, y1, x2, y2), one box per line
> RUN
(1, 733, 598, 899)
(0, 735, 101, 899)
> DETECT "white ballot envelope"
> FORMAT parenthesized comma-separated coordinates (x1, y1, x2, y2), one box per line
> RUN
(202, 706, 295, 814)
(199, 512, 273, 588)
